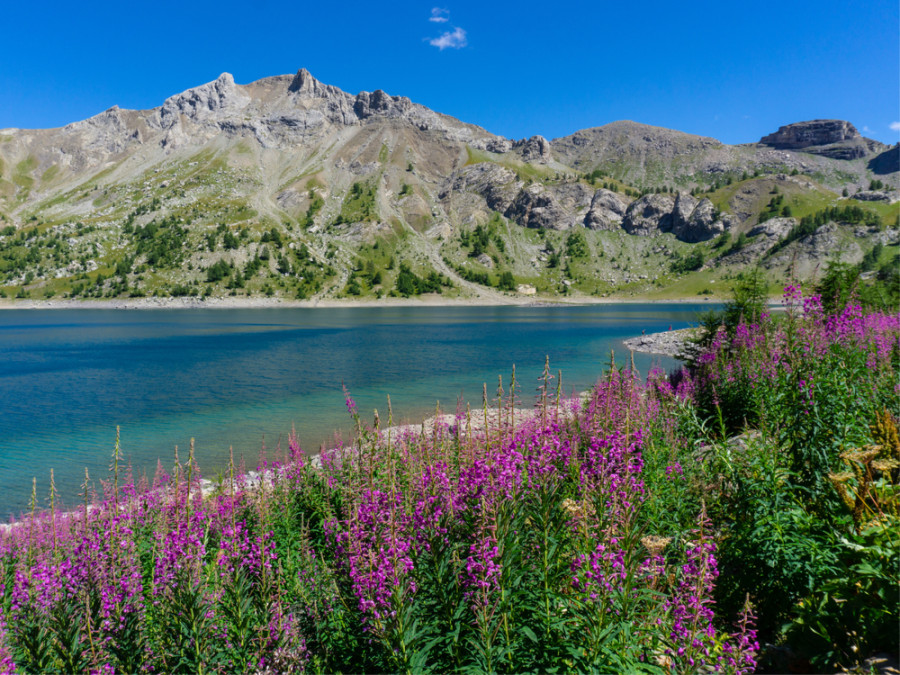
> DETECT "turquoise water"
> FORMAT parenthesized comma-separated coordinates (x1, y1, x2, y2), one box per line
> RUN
(0, 304, 710, 517)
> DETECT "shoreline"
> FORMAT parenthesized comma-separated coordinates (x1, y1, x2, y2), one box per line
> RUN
(0, 294, 740, 311)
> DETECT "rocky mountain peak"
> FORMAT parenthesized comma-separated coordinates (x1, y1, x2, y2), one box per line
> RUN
(287, 68, 340, 99)
(759, 120, 860, 149)
(159, 72, 250, 129)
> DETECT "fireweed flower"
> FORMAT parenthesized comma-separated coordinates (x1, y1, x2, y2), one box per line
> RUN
(330, 490, 416, 625)
(463, 535, 501, 608)
(571, 540, 628, 600)
(0, 611, 15, 675)
(718, 599, 759, 675)
(664, 517, 720, 670)
(153, 510, 209, 596)
(217, 520, 277, 580)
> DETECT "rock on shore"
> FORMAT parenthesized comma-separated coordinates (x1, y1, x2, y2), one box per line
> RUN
(623, 327, 700, 358)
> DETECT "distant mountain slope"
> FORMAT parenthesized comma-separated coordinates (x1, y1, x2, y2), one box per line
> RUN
(550, 120, 892, 189)
(0, 70, 896, 304)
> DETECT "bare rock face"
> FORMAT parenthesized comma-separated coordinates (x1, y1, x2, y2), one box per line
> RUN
(674, 198, 728, 243)
(670, 192, 698, 231)
(584, 189, 630, 230)
(759, 120, 884, 160)
(505, 182, 592, 230)
(869, 145, 899, 175)
(513, 135, 552, 163)
(621, 194, 676, 235)
(748, 216, 795, 240)
(353, 89, 414, 120)
(288, 68, 345, 99)
(62, 106, 143, 159)
(159, 73, 250, 129)
(760, 120, 860, 149)
(482, 138, 513, 153)
(803, 223, 861, 261)
(446, 163, 521, 213)
(620, 192, 729, 241)
(728, 217, 797, 265)
(763, 222, 862, 276)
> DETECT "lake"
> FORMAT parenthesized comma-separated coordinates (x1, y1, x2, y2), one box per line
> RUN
(0, 303, 711, 518)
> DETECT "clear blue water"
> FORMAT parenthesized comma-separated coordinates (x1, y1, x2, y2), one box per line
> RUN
(0, 304, 711, 518)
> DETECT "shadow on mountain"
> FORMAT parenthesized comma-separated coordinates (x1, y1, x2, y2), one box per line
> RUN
(868, 145, 900, 175)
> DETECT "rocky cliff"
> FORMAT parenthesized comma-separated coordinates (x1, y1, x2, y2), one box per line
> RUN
(759, 120, 888, 160)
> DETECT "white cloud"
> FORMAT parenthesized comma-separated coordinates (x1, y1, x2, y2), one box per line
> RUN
(429, 26, 467, 50)
(890, 121, 900, 132)
(429, 7, 450, 22)
(863, 125, 871, 132)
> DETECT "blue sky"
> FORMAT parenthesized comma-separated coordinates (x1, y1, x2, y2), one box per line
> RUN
(2, 0, 897, 145)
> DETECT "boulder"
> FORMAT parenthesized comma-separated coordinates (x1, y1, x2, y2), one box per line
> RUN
(853, 190, 899, 204)
(670, 192, 699, 232)
(475, 253, 494, 268)
(673, 198, 729, 243)
(621, 194, 676, 235)
(584, 189, 630, 230)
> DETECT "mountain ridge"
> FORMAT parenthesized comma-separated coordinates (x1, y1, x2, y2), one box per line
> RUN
(0, 69, 896, 304)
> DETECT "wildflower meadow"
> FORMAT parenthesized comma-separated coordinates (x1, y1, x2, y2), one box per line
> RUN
(0, 283, 897, 674)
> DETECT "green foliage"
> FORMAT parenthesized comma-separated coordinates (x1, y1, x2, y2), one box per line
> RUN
(757, 192, 785, 224)
(786, 515, 899, 670)
(134, 215, 189, 268)
(461, 224, 492, 258)
(565, 230, 588, 258)
(727, 232, 748, 255)
(716, 459, 842, 638)
(767, 204, 882, 258)
(205, 259, 232, 283)
(301, 190, 324, 228)
(670, 249, 704, 274)
(394, 263, 450, 297)
(816, 255, 899, 314)
(338, 182, 378, 224)
(723, 268, 767, 330)
(683, 293, 899, 670)
(497, 271, 516, 291)
(260, 227, 283, 248)
(860, 242, 884, 273)
(455, 265, 493, 287)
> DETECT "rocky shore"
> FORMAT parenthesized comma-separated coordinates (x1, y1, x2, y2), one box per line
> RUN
(623, 327, 700, 358)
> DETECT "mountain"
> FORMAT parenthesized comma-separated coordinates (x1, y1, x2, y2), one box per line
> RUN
(0, 70, 896, 304)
